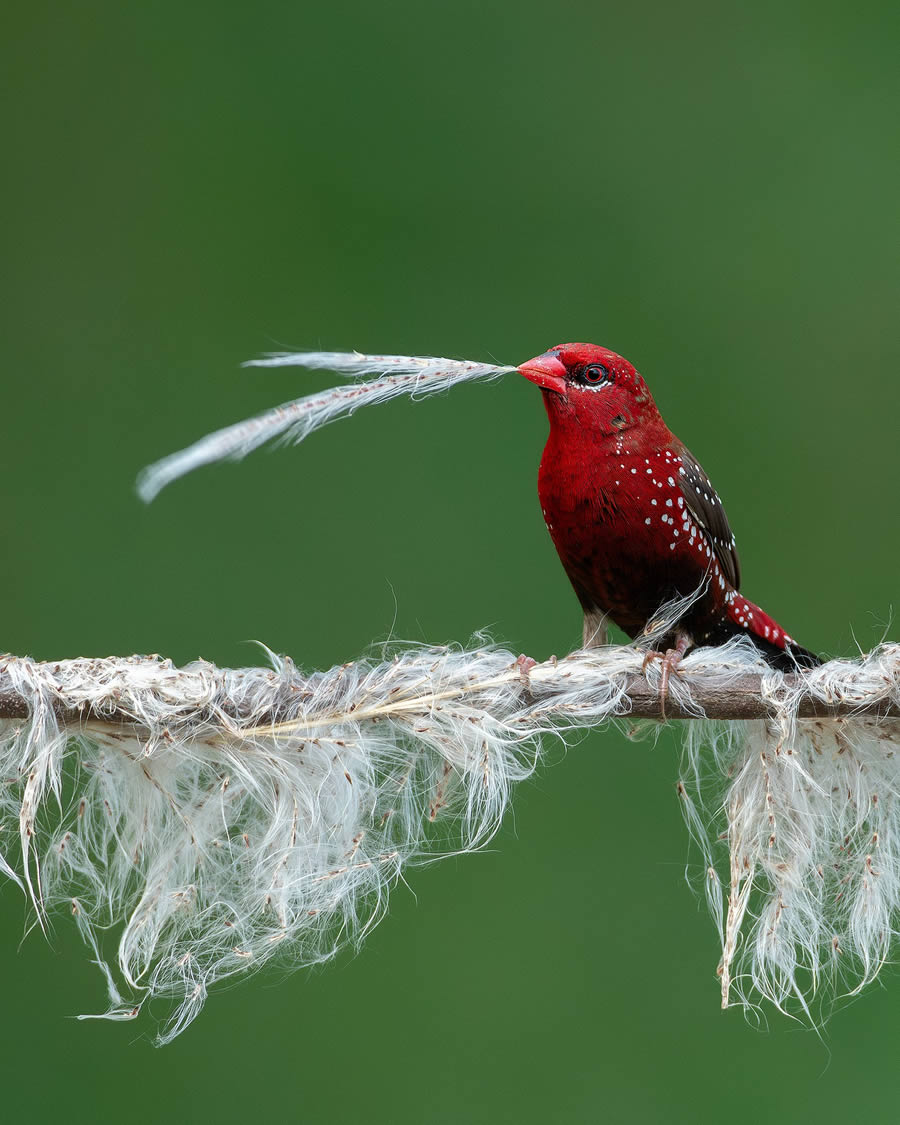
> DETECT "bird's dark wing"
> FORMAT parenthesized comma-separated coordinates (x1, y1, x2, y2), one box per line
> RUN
(676, 444, 742, 590)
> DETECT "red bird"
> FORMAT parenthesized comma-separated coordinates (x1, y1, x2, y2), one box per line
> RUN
(519, 343, 818, 696)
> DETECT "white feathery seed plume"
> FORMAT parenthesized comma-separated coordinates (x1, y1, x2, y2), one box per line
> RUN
(2, 640, 900, 1043)
(682, 654, 900, 1016)
(136, 352, 515, 501)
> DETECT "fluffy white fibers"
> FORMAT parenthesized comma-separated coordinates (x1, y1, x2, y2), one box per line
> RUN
(1, 640, 899, 1042)
(0, 641, 630, 1043)
(136, 352, 515, 501)
(679, 644, 900, 1017)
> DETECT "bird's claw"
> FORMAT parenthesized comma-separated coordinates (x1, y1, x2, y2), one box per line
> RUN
(514, 654, 537, 681)
(642, 635, 691, 721)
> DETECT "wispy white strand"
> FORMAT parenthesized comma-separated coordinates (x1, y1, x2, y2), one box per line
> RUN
(2, 640, 900, 1043)
(136, 352, 514, 501)
(680, 647, 900, 1017)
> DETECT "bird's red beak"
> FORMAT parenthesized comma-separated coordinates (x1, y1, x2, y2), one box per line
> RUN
(518, 353, 567, 394)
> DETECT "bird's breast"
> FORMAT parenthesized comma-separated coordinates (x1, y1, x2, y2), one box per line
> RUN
(537, 435, 727, 633)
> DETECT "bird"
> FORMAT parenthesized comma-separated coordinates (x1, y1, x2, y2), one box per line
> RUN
(518, 343, 819, 707)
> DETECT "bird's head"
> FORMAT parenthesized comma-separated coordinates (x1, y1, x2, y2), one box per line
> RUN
(518, 343, 660, 436)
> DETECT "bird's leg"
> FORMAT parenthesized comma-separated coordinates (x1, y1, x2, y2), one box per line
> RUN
(582, 608, 609, 649)
(642, 631, 692, 721)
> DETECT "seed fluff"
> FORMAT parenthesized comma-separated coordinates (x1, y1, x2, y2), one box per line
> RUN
(2, 640, 900, 1042)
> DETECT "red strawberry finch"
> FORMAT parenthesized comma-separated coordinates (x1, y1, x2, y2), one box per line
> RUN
(519, 343, 818, 706)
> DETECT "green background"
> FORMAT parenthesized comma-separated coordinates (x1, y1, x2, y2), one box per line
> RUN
(2, 1, 898, 1121)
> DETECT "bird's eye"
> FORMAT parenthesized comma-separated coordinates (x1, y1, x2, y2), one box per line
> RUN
(581, 364, 612, 385)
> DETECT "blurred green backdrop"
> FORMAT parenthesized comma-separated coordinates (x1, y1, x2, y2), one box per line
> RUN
(2, 1, 898, 1121)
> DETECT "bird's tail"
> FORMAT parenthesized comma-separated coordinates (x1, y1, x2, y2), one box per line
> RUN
(726, 595, 820, 669)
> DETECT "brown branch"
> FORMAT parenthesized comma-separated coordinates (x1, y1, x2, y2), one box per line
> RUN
(0, 662, 897, 728)
(617, 673, 900, 721)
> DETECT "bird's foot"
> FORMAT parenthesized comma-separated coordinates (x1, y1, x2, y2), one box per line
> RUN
(641, 633, 692, 721)
(514, 654, 537, 681)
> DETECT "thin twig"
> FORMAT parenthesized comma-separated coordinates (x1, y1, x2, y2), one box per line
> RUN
(2, 640, 899, 1041)
(0, 655, 897, 729)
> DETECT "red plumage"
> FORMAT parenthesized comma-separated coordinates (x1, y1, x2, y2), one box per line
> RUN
(519, 343, 818, 669)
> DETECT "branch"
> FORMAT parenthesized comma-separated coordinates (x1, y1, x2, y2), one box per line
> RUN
(2, 639, 899, 1043)
(0, 649, 897, 727)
